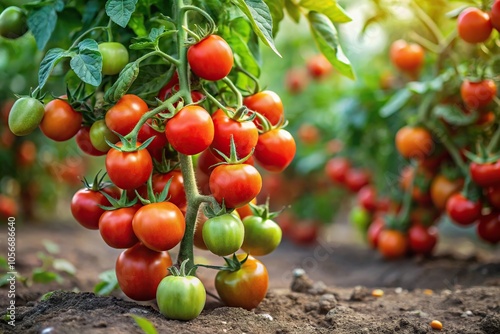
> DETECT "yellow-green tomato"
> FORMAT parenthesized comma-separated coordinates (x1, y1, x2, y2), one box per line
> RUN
(8, 97, 45, 136)
(89, 119, 119, 152)
(202, 213, 244, 256)
(241, 216, 282, 256)
(98, 42, 129, 75)
(156, 275, 206, 321)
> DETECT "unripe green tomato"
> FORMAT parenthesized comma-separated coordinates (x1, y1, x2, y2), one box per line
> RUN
(89, 120, 119, 152)
(8, 97, 44, 136)
(0, 6, 27, 39)
(349, 206, 371, 234)
(98, 42, 129, 75)
(156, 275, 206, 321)
(241, 216, 282, 256)
(202, 213, 244, 256)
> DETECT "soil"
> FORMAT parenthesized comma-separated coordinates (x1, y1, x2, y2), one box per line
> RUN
(0, 221, 499, 334)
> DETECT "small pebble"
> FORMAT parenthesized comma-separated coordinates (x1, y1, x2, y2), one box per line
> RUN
(430, 320, 443, 330)
(461, 310, 473, 317)
(259, 314, 273, 321)
(423, 289, 433, 296)
(395, 287, 403, 294)
(372, 289, 384, 297)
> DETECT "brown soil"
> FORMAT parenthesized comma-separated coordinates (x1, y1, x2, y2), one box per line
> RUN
(0, 223, 499, 334)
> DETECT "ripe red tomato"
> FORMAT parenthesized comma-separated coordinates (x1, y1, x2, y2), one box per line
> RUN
(187, 35, 233, 81)
(254, 128, 296, 173)
(285, 68, 309, 94)
(40, 99, 82, 141)
(389, 40, 425, 74)
(0, 194, 18, 219)
(210, 109, 258, 159)
(377, 229, 408, 259)
(137, 119, 168, 152)
(17, 140, 37, 167)
(306, 54, 333, 79)
(75, 126, 106, 156)
(367, 216, 385, 248)
(446, 193, 481, 226)
(157, 72, 179, 99)
(132, 202, 185, 251)
(477, 212, 500, 244)
(325, 157, 351, 184)
(243, 90, 284, 128)
(209, 164, 262, 208)
(235, 198, 257, 220)
(71, 185, 121, 230)
(105, 143, 153, 190)
(486, 185, 500, 209)
(215, 254, 268, 310)
(491, 0, 500, 31)
(297, 123, 320, 145)
(165, 105, 214, 155)
(408, 224, 438, 255)
(344, 168, 371, 192)
(460, 79, 497, 109)
(105, 95, 148, 136)
(289, 220, 319, 246)
(115, 243, 172, 301)
(470, 161, 500, 187)
(99, 206, 140, 249)
(395, 126, 433, 159)
(457, 8, 492, 44)
(430, 174, 463, 211)
(357, 186, 378, 212)
(197, 149, 223, 175)
(137, 171, 186, 209)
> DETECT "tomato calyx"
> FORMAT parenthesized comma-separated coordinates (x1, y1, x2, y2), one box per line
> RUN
(168, 259, 195, 277)
(107, 133, 155, 153)
(212, 135, 254, 166)
(153, 154, 179, 174)
(99, 190, 138, 210)
(136, 174, 172, 205)
(248, 199, 281, 221)
(196, 253, 249, 272)
(81, 171, 113, 192)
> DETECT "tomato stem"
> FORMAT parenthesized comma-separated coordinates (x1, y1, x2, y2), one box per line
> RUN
(222, 77, 243, 108)
(106, 18, 113, 43)
(409, 1, 444, 45)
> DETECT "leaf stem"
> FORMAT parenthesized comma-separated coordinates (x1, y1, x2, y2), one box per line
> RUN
(223, 77, 243, 107)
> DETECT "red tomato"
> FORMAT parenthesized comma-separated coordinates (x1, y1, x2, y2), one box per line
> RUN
(408, 224, 438, 255)
(254, 128, 296, 173)
(325, 157, 351, 184)
(460, 79, 497, 109)
(40, 99, 82, 141)
(491, 0, 500, 32)
(477, 212, 500, 244)
(243, 90, 284, 128)
(165, 105, 214, 155)
(409, 205, 440, 227)
(395, 126, 433, 159)
(457, 8, 492, 44)
(115, 243, 172, 301)
(430, 174, 463, 211)
(367, 216, 385, 248)
(137, 171, 186, 209)
(357, 186, 378, 212)
(71, 185, 121, 230)
(105, 95, 148, 136)
(285, 68, 309, 94)
(105, 143, 153, 190)
(486, 185, 500, 209)
(470, 161, 500, 187)
(132, 202, 185, 251)
(157, 72, 179, 100)
(290, 220, 319, 246)
(187, 35, 233, 81)
(389, 40, 425, 74)
(446, 193, 481, 226)
(209, 164, 262, 208)
(297, 123, 320, 145)
(377, 229, 408, 259)
(235, 198, 257, 220)
(344, 169, 371, 192)
(137, 119, 168, 152)
(0, 194, 18, 219)
(17, 140, 36, 167)
(75, 126, 107, 156)
(99, 206, 140, 249)
(306, 54, 333, 79)
(210, 109, 258, 160)
(197, 149, 223, 175)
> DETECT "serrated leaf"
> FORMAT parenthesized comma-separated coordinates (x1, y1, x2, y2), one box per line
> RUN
(307, 11, 354, 79)
(380, 88, 412, 117)
(70, 49, 102, 86)
(285, 0, 301, 23)
(106, 0, 139, 28)
(32, 269, 63, 284)
(28, 5, 58, 50)
(129, 14, 147, 37)
(77, 39, 99, 52)
(39, 48, 70, 88)
(233, 0, 281, 57)
(264, 0, 284, 36)
(53, 259, 76, 275)
(128, 64, 172, 99)
(433, 104, 478, 126)
(105, 62, 140, 103)
(299, 0, 351, 23)
(149, 27, 166, 41)
(130, 315, 158, 334)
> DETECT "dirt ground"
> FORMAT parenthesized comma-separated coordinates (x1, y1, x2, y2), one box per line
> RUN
(0, 219, 499, 334)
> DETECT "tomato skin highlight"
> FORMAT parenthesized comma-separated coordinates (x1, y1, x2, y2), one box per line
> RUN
(105, 143, 153, 190)
(99, 206, 140, 249)
(457, 8, 492, 44)
(446, 193, 481, 226)
(460, 79, 497, 109)
(105, 95, 148, 136)
(215, 255, 269, 310)
(254, 128, 296, 173)
(156, 275, 206, 320)
(115, 243, 172, 301)
(187, 35, 234, 81)
(40, 99, 82, 141)
(132, 202, 186, 251)
(166, 105, 214, 155)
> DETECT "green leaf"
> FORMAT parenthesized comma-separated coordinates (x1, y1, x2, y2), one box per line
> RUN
(32, 269, 63, 284)
(130, 315, 158, 334)
(83, 0, 101, 25)
(104, 62, 140, 103)
(106, 0, 139, 28)
(433, 104, 478, 126)
(28, 5, 58, 50)
(40, 290, 57, 301)
(129, 41, 156, 50)
(0, 273, 11, 287)
(379, 88, 412, 117)
(232, 0, 281, 57)
(94, 270, 119, 296)
(70, 39, 102, 86)
(307, 11, 354, 79)
(264, 0, 284, 36)
(128, 64, 172, 99)
(129, 14, 147, 37)
(53, 259, 76, 275)
(299, 0, 351, 23)
(285, 0, 301, 23)
(0, 256, 8, 270)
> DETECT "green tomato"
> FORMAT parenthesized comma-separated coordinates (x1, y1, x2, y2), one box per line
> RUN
(156, 275, 206, 321)
(98, 42, 129, 76)
(241, 216, 282, 256)
(89, 120, 119, 152)
(0, 6, 27, 39)
(349, 206, 371, 234)
(8, 97, 44, 136)
(202, 214, 244, 256)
